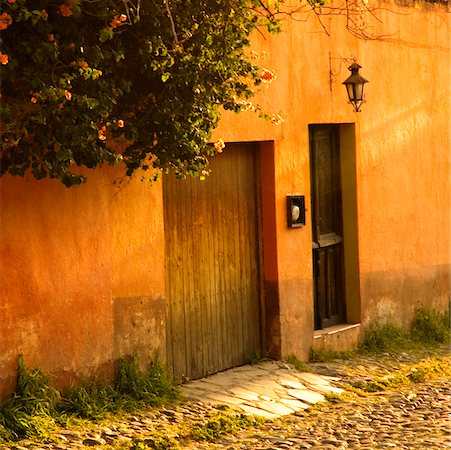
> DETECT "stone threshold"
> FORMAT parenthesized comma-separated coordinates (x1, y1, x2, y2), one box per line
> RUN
(313, 323, 361, 352)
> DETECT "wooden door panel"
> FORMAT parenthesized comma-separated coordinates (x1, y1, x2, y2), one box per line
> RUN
(310, 126, 346, 329)
(164, 143, 262, 381)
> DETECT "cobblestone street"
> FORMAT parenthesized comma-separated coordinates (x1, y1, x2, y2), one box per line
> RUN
(184, 378, 451, 449)
(1, 349, 450, 450)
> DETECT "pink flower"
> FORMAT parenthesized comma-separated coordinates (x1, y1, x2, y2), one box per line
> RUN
(117, 119, 125, 128)
(64, 90, 72, 101)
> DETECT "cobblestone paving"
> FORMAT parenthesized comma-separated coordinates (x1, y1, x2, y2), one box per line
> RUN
(183, 378, 451, 449)
(1, 350, 450, 450)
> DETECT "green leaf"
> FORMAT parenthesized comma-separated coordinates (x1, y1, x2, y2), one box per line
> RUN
(99, 27, 114, 43)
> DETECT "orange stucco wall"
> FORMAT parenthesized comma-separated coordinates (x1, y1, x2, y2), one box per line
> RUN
(1, 1, 450, 398)
(214, 0, 451, 357)
(0, 168, 165, 400)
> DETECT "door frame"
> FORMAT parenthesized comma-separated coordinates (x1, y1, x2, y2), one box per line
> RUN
(309, 124, 361, 330)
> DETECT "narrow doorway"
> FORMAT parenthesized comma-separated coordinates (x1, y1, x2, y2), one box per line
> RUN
(310, 125, 346, 329)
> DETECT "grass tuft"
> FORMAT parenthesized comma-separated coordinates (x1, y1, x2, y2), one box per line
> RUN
(411, 308, 450, 344)
(130, 435, 179, 450)
(358, 322, 410, 353)
(0, 354, 180, 441)
(0, 355, 60, 439)
(310, 307, 449, 362)
(60, 379, 118, 420)
(116, 356, 180, 406)
(189, 410, 263, 442)
(349, 356, 451, 393)
(285, 354, 313, 371)
(309, 348, 355, 363)
(61, 356, 180, 420)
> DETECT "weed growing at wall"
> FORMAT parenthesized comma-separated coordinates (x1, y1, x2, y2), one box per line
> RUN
(309, 307, 450, 362)
(0, 355, 60, 440)
(62, 356, 180, 420)
(285, 354, 314, 371)
(410, 308, 450, 344)
(309, 348, 356, 363)
(115, 356, 179, 406)
(60, 380, 119, 420)
(0, 355, 179, 441)
(358, 322, 411, 353)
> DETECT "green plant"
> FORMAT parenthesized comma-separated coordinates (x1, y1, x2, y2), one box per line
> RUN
(0, 0, 286, 186)
(189, 411, 263, 442)
(131, 435, 179, 450)
(411, 308, 450, 344)
(323, 392, 343, 403)
(358, 322, 410, 353)
(0, 354, 180, 440)
(115, 356, 180, 405)
(0, 355, 59, 439)
(285, 354, 313, 372)
(348, 356, 451, 393)
(61, 356, 179, 419)
(248, 349, 265, 365)
(351, 375, 404, 393)
(60, 379, 119, 419)
(309, 348, 355, 363)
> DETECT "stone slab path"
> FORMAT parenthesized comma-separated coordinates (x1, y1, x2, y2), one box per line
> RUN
(182, 377, 451, 449)
(182, 360, 344, 419)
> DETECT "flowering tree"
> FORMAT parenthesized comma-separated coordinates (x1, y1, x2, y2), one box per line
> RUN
(0, 0, 284, 186)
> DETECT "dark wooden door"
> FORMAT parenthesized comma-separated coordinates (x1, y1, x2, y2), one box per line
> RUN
(310, 125, 346, 329)
(163, 143, 263, 381)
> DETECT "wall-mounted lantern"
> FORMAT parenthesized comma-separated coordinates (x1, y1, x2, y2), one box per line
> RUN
(287, 195, 306, 228)
(342, 63, 368, 112)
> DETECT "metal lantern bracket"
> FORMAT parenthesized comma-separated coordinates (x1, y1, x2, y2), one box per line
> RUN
(329, 53, 369, 112)
(329, 53, 358, 87)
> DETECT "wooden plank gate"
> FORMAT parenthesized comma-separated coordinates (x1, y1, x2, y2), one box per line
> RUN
(163, 143, 263, 381)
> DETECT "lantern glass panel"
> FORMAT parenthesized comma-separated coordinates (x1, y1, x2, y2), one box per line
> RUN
(355, 83, 364, 100)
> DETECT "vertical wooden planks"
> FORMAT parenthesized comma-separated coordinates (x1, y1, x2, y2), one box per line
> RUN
(163, 143, 263, 381)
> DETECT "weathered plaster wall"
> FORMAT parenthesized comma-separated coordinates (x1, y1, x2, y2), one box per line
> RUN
(354, 6, 451, 327)
(0, 168, 165, 400)
(215, 1, 451, 356)
(1, 1, 449, 398)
